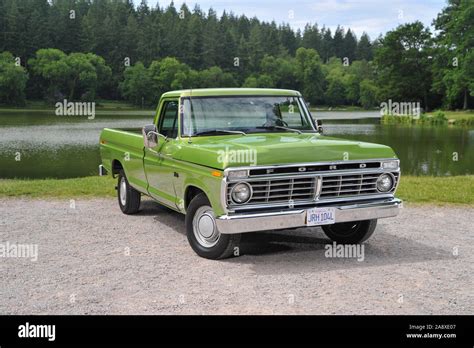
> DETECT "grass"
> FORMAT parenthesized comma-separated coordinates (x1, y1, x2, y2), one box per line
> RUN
(426, 110, 473, 119)
(310, 105, 371, 112)
(0, 99, 153, 113)
(396, 175, 474, 205)
(0, 176, 116, 198)
(429, 110, 474, 126)
(94, 99, 154, 110)
(382, 110, 474, 126)
(0, 175, 473, 206)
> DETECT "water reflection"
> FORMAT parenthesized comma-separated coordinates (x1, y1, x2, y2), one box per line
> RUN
(0, 112, 472, 178)
(324, 123, 473, 176)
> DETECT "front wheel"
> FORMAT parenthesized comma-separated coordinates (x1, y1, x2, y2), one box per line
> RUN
(322, 219, 377, 244)
(186, 193, 241, 259)
(117, 170, 141, 214)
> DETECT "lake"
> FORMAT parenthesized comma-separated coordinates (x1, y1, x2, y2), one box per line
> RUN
(0, 110, 473, 178)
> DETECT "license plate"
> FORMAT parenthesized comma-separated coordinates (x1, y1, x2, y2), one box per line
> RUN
(306, 207, 336, 226)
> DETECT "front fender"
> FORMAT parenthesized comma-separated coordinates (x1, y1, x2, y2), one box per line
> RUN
(172, 159, 225, 215)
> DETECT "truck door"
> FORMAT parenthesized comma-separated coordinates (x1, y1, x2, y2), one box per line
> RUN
(144, 99, 180, 209)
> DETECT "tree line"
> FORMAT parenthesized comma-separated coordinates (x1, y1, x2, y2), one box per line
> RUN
(0, 0, 472, 110)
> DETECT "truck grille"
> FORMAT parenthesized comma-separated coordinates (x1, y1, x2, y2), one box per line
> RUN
(319, 172, 399, 199)
(227, 177, 317, 206)
(225, 167, 400, 209)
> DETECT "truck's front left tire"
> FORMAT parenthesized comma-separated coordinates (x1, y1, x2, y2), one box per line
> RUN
(117, 170, 141, 214)
(186, 193, 241, 260)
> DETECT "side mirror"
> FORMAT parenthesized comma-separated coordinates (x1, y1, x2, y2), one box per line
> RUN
(315, 119, 323, 133)
(142, 124, 159, 148)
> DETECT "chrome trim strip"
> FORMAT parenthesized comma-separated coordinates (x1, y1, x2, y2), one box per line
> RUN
(216, 198, 402, 234)
(394, 170, 402, 192)
(315, 175, 322, 200)
(220, 175, 229, 214)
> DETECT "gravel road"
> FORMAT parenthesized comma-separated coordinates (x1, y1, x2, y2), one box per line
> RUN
(1, 197, 472, 315)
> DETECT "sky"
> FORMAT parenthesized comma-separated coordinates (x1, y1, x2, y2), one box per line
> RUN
(133, 0, 447, 40)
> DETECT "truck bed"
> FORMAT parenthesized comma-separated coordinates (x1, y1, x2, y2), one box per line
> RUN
(99, 127, 148, 193)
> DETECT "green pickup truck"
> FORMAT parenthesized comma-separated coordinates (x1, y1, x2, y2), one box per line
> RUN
(99, 88, 401, 259)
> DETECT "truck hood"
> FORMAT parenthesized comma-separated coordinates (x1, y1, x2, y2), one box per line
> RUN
(175, 133, 397, 170)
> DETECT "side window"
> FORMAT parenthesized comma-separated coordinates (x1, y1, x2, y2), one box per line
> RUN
(159, 100, 179, 138)
(281, 101, 307, 128)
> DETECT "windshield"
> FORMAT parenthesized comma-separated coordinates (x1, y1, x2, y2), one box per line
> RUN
(181, 96, 316, 136)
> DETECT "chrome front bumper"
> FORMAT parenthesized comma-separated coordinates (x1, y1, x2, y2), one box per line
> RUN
(216, 198, 402, 234)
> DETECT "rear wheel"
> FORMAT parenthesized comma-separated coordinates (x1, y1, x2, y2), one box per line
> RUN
(322, 219, 377, 244)
(186, 193, 241, 259)
(117, 170, 141, 214)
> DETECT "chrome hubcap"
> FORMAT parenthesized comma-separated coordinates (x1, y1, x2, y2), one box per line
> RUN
(193, 206, 220, 248)
(119, 177, 127, 206)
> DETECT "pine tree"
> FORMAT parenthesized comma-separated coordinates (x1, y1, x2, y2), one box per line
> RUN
(333, 25, 345, 58)
(302, 24, 322, 53)
(3, 0, 23, 56)
(201, 8, 220, 67)
(342, 29, 357, 63)
(320, 27, 334, 62)
(279, 24, 298, 56)
(356, 32, 373, 61)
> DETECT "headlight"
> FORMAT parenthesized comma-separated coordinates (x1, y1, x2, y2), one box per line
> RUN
(230, 182, 252, 204)
(376, 173, 394, 192)
(382, 160, 399, 170)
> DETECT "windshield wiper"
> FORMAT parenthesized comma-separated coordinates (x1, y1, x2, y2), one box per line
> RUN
(194, 129, 246, 136)
(255, 126, 302, 134)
